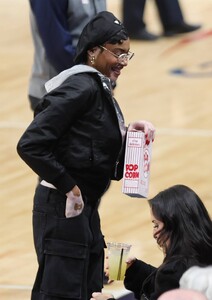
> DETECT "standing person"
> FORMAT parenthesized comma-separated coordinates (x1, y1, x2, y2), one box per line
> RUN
(28, 0, 106, 111)
(17, 11, 155, 300)
(122, 0, 201, 41)
(91, 184, 212, 300)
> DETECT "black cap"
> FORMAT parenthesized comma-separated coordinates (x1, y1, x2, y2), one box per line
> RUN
(74, 11, 126, 64)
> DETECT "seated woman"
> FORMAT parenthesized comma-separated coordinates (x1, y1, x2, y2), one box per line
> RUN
(91, 184, 212, 300)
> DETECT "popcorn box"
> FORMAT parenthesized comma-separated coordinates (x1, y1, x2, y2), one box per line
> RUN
(122, 131, 152, 198)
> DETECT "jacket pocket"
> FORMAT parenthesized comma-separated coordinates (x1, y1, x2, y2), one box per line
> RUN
(41, 238, 88, 298)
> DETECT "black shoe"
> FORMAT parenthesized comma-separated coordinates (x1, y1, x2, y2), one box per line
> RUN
(164, 22, 201, 37)
(129, 29, 159, 41)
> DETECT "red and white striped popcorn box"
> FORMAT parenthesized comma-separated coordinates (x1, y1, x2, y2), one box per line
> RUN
(122, 131, 152, 198)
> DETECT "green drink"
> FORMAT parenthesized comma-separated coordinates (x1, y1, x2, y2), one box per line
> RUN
(107, 242, 131, 281)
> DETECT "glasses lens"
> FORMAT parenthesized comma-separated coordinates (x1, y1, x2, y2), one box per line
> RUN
(118, 52, 134, 62)
(118, 54, 129, 62)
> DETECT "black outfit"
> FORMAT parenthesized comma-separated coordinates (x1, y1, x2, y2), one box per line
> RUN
(124, 256, 203, 300)
(123, 0, 201, 40)
(17, 67, 126, 300)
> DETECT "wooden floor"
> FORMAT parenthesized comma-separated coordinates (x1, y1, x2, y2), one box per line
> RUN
(1, 0, 212, 299)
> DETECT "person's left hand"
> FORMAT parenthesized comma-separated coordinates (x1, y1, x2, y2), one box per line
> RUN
(128, 120, 155, 144)
(90, 292, 114, 300)
(104, 256, 114, 284)
(65, 186, 84, 218)
(126, 256, 137, 269)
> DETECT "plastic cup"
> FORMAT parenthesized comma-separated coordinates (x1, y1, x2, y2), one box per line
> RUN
(107, 242, 131, 281)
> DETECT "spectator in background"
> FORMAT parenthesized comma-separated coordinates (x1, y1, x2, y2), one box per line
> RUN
(180, 266, 212, 300)
(122, 0, 201, 41)
(157, 289, 207, 300)
(28, 0, 106, 111)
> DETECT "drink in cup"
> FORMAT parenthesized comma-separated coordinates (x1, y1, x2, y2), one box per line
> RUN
(107, 242, 131, 281)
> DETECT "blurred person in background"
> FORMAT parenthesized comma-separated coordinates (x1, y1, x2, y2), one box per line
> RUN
(180, 265, 212, 300)
(122, 0, 201, 41)
(28, 0, 106, 111)
(157, 289, 207, 300)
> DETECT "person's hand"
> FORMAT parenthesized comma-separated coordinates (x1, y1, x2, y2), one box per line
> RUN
(65, 186, 84, 218)
(90, 292, 114, 300)
(104, 255, 114, 284)
(126, 256, 137, 269)
(128, 120, 155, 144)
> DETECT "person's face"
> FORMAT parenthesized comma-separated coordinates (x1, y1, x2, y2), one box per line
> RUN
(150, 210, 165, 248)
(88, 39, 132, 82)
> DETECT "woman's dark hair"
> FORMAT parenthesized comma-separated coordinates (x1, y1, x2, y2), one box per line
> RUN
(148, 184, 212, 265)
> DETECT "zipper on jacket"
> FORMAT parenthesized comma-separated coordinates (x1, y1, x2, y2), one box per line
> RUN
(114, 140, 125, 179)
(114, 159, 119, 178)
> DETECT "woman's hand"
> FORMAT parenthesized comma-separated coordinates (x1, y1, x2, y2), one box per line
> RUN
(90, 292, 114, 300)
(104, 255, 114, 284)
(126, 256, 137, 269)
(65, 185, 84, 218)
(128, 120, 155, 144)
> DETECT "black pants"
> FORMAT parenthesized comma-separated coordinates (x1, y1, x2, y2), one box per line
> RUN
(123, 0, 184, 33)
(31, 185, 105, 300)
